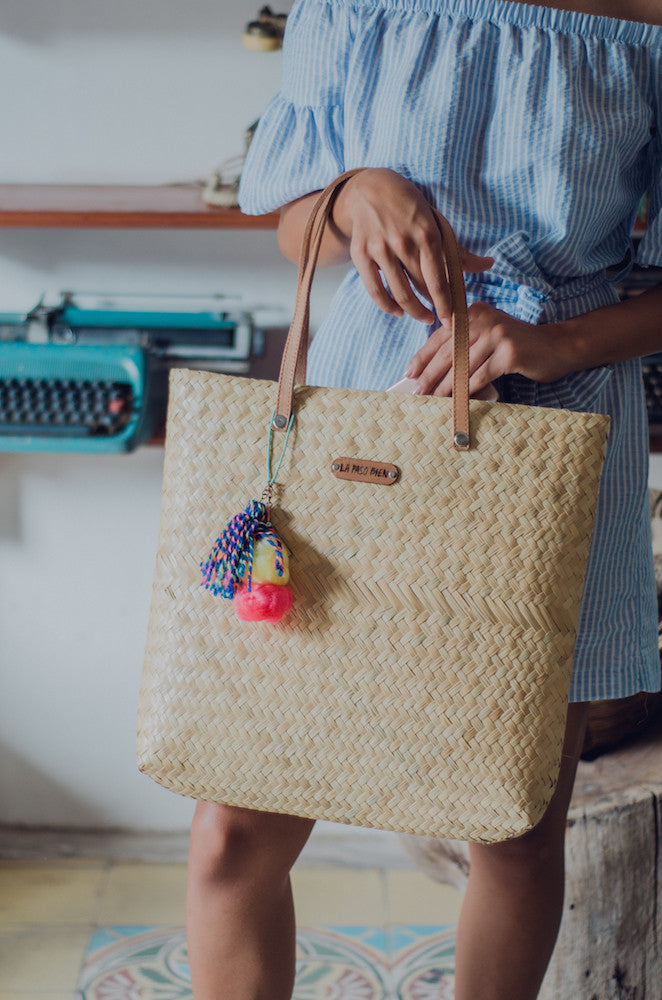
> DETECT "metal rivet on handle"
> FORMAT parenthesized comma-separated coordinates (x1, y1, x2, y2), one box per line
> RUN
(273, 414, 288, 429)
(453, 432, 470, 448)
(388, 470, 398, 479)
(332, 463, 340, 471)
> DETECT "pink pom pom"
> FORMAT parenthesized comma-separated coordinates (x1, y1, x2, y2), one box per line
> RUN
(234, 582, 293, 623)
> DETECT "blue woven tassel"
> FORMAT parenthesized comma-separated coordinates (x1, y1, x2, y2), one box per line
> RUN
(201, 500, 285, 599)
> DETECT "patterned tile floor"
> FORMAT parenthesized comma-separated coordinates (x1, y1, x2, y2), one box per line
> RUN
(77, 924, 457, 999)
(0, 857, 462, 1000)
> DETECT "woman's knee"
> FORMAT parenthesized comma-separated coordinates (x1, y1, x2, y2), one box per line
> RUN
(469, 820, 563, 885)
(189, 803, 255, 883)
(469, 703, 589, 882)
(189, 801, 313, 888)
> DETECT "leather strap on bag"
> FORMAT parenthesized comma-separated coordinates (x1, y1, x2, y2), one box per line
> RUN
(273, 169, 472, 451)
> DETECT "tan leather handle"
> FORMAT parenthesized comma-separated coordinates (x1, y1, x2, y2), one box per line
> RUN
(273, 169, 472, 450)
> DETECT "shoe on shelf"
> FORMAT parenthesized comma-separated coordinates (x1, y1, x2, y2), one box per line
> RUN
(243, 5, 288, 51)
(202, 122, 259, 209)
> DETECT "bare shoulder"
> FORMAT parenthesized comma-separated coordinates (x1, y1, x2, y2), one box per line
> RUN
(515, 0, 662, 26)
(598, 0, 662, 25)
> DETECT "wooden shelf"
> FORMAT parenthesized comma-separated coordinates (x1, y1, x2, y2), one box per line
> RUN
(0, 184, 279, 229)
(4, 184, 660, 454)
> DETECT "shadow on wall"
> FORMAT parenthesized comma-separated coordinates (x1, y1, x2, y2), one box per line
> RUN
(0, 738, 109, 828)
(0, 457, 21, 542)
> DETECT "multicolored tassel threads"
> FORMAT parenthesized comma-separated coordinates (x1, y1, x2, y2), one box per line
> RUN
(201, 499, 293, 623)
(201, 408, 295, 623)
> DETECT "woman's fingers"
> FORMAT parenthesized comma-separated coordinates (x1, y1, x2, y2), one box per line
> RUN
(420, 246, 494, 322)
(353, 256, 404, 316)
(365, 240, 492, 327)
(343, 166, 493, 325)
(378, 251, 437, 323)
(461, 249, 495, 273)
(424, 338, 500, 398)
(419, 245, 453, 324)
(404, 325, 452, 382)
(471, 381, 499, 401)
(351, 236, 438, 322)
(403, 312, 502, 399)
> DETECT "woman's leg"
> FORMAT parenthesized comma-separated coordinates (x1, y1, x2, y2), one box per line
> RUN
(453, 701, 589, 1000)
(186, 802, 314, 1000)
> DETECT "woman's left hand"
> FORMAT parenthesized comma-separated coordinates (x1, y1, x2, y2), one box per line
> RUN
(403, 301, 575, 397)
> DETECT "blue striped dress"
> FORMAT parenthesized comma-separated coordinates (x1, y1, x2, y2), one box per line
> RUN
(239, 0, 662, 702)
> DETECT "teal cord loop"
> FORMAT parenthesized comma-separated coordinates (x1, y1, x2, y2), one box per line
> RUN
(267, 408, 294, 486)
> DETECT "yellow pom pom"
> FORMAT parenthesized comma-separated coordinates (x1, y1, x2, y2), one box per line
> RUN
(243, 537, 290, 585)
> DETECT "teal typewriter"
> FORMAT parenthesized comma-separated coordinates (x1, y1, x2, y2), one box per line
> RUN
(0, 293, 253, 453)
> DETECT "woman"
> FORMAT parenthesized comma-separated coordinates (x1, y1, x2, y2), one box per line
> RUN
(187, 2, 662, 997)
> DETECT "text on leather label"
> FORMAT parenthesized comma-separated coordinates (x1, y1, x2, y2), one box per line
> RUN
(331, 457, 400, 485)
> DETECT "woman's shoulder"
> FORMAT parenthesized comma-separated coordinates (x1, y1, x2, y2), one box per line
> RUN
(516, 0, 661, 27)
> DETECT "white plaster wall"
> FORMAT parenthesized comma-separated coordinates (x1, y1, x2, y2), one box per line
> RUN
(0, 0, 342, 830)
(0, 0, 283, 185)
(650, 455, 662, 488)
(0, 449, 186, 828)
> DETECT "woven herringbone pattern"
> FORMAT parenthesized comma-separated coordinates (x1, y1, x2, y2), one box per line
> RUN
(137, 368, 609, 842)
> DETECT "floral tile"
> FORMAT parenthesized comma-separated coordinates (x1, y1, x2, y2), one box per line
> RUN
(77, 924, 456, 1000)
(77, 927, 190, 1000)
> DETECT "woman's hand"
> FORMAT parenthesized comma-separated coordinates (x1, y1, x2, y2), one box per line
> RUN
(331, 168, 493, 324)
(403, 302, 575, 397)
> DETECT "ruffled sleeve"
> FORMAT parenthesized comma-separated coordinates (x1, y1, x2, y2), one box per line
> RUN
(636, 49, 662, 268)
(238, 0, 350, 215)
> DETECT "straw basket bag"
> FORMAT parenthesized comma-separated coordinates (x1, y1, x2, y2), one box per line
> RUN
(137, 171, 610, 843)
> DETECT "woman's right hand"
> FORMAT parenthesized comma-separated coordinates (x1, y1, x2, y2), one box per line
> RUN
(330, 168, 493, 326)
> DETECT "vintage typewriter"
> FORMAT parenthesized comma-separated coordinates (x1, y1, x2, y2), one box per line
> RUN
(0, 293, 259, 453)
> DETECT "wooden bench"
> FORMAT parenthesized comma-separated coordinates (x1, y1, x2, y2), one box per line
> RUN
(401, 712, 662, 999)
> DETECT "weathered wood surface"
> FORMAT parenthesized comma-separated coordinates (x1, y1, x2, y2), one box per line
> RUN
(401, 717, 662, 999)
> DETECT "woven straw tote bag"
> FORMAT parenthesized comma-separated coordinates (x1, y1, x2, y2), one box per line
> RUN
(137, 171, 610, 843)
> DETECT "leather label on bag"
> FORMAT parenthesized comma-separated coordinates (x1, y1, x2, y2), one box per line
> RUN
(331, 457, 400, 485)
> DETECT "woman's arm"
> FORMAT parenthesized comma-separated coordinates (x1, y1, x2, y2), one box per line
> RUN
(278, 167, 662, 394)
(278, 168, 494, 325)
(278, 191, 349, 266)
(560, 285, 662, 370)
(404, 284, 662, 396)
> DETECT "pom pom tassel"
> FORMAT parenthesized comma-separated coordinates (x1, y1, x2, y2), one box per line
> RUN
(234, 581, 293, 622)
(201, 500, 286, 601)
